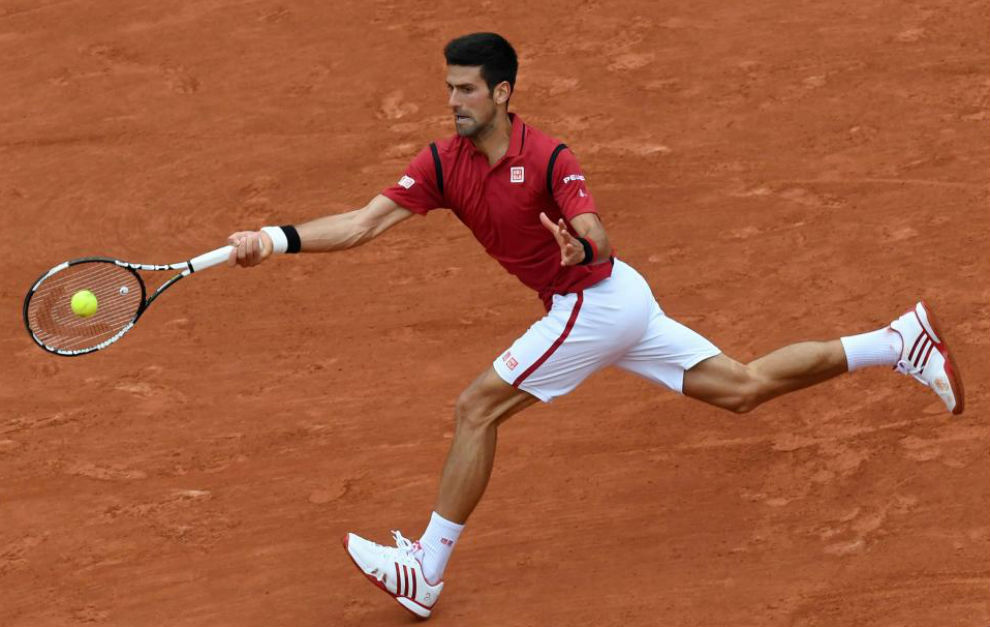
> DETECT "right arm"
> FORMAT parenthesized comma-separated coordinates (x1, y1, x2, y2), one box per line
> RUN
(226, 194, 414, 266)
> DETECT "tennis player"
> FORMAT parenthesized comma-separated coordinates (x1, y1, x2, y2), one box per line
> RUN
(225, 32, 964, 618)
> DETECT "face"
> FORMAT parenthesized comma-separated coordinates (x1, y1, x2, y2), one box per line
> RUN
(446, 65, 510, 137)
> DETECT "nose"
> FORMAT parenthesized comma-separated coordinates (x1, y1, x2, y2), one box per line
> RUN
(447, 89, 460, 109)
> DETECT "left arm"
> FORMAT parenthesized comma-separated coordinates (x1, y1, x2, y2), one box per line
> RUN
(539, 211, 613, 266)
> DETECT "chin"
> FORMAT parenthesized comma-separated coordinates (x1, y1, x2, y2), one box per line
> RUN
(455, 123, 479, 137)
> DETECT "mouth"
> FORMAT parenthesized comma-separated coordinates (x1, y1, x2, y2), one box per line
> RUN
(454, 114, 472, 124)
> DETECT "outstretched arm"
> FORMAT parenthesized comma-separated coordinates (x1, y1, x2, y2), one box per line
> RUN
(539, 212, 612, 266)
(227, 194, 414, 266)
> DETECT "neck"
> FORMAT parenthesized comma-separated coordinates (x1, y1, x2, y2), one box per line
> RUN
(470, 111, 512, 166)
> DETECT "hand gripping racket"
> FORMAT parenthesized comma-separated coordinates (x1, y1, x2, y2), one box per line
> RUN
(23, 246, 234, 356)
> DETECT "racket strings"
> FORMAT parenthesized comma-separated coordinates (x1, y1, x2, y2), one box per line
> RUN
(26, 262, 144, 352)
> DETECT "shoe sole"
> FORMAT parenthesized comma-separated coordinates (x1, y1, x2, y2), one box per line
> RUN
(918, 299, 965, 415)
(340, 535, 433, 619)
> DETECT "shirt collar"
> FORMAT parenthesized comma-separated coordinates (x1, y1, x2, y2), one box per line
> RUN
(460, 113, 526, 158)
(506, 113, 526, 157)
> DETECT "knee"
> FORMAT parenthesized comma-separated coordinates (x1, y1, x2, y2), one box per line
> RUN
(728, 396, 758, 414)
(454, 387, 497, 431)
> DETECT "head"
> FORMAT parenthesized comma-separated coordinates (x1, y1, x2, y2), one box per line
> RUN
(443, 32, 518, 137)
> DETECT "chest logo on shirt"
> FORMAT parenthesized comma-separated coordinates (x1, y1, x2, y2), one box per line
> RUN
(510, 166, 525, 183)
(398, 175, 415, 189)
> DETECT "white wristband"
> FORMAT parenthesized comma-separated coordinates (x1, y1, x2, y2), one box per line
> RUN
(260, 226, 288, 254)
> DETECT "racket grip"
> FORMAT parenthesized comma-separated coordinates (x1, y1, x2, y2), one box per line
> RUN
(188, 246, 235, 272)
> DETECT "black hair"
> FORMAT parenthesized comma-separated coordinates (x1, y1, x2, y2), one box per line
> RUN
(443, 32, 518, 95)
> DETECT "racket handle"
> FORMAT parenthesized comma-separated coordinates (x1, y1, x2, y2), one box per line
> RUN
(188, 246, 235, 272)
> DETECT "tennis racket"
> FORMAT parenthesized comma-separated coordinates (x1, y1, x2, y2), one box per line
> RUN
(23, 245, 234, 356)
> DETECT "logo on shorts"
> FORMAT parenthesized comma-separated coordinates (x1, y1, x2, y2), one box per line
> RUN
(398, 175, 415, 189)
(501, 351, 519, 370)
(510, 166, 525, 183)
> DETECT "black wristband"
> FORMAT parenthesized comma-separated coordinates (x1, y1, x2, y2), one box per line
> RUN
(577, 237, 594, 265)
(280, 225, 302, 253)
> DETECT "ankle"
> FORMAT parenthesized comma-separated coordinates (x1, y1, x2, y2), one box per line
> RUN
(418, 511, 464, 583)
(840, 327, 902, 371)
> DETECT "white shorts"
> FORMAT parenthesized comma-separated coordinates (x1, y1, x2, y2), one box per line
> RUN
(492, 259, 721, 402)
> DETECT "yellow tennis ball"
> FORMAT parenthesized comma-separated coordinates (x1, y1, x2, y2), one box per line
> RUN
(70, 289, 98, 317)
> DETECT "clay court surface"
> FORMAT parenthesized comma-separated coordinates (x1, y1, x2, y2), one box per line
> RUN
(1, 1, 988, 625)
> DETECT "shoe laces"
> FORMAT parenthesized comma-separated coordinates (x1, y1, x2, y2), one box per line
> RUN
(895, 359, 927, 385)
(372, 530, 422, 563)
(391, 532, 441, 588)
(895, 359, 919, 375)
(391, 530, 416, 552)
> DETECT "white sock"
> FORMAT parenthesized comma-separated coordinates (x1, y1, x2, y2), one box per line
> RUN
(840, 327, 903, 371)
(418, 511, 464, 584)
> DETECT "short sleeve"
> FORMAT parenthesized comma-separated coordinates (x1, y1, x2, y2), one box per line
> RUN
(550, 148, 598, 220)
(381, 146, 444, 215)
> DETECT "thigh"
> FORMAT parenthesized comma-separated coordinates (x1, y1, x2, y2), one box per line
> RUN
(492, 262, 653, 403)
(613, 307, 722, 393)
(492, 291, 607, 402)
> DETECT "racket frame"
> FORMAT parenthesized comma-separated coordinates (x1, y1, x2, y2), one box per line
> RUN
(23, 246, 232, 357)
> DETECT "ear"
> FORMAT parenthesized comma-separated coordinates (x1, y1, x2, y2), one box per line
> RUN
(493, 80, 512, 105)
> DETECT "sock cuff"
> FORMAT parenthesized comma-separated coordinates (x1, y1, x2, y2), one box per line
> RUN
(841, 327, 902, 371)
(419, 511, 464, 584)
(429, 511, 465, 536)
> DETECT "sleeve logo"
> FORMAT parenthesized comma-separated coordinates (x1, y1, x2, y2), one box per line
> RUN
(562, 174, 586, 184)
(501, 351, 519, 370)
(398, 175, 416, 189)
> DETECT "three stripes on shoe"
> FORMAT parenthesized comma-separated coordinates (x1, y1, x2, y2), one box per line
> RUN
(908, 311, 939, 371)
(394, 562, 418, 598)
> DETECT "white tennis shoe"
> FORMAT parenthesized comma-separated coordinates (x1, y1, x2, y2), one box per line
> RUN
(890, 300, 965, 415)
(342, 530, 443, 618)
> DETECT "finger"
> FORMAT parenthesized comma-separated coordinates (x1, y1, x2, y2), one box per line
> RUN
(249, 233, 259, 262)
(558, 224, 578, 245)
(540, 213, 567, 246)
(539, 212, 558, 233)
(227, 235, 242, 266)
(563, 243, 576, 265)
